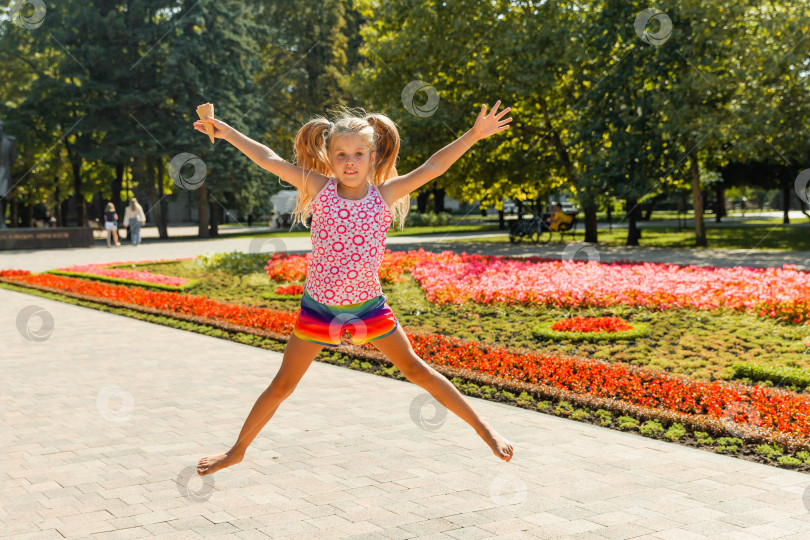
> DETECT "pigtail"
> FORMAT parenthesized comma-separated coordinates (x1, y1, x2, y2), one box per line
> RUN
(365, 114, 410, 231)
(288, 118, 333, 231)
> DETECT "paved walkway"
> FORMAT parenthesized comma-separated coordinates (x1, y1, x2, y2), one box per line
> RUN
(3, 287, 810, 539)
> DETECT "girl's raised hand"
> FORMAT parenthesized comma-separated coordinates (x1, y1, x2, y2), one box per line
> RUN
(192, 117, 234, 140)
(471, 100, 512, 141)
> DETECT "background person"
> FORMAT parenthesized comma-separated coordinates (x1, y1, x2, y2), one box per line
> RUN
(123, 197, 146, 246)
(549, 203, 573, 232)
(104, 202, 121, 247)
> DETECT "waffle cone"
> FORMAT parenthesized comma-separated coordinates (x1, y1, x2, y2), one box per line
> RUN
(196, 103, 215, 143)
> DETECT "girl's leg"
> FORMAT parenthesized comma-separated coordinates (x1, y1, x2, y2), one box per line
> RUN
(106, 230, 111, 247)
(370, 325, 514, 462)
(197, 333, 325, 475)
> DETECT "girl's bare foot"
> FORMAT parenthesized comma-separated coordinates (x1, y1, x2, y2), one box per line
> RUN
(479, 424, 514, 462)
(197, 451, 243, 476)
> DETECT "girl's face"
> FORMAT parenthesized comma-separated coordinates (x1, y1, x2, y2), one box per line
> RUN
(330, 134, 374, 188)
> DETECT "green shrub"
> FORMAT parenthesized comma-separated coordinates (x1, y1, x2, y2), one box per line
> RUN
(502, 390, 515, 400)
(732, 362, 810, 390)
(694, 430, 714, 445)
(595, 409, 613, 426)
(555, 401, 574, 416)
(755, 444, 781, 458)
(664, 422, 686, 441)
(517, 391, 535, 402)
(640, 419, 665, 436)
(195, 251, 273, 274)
(796, 451, 810, 464)
(715, 437, 743, 453)
(531, 321, 651, 342)
(571, 409, 591, 420)
(536, 400, 551, 412)
(617, 415, 639, 431)
(777, 456, 803, 467)
(404, 211, 454, 227)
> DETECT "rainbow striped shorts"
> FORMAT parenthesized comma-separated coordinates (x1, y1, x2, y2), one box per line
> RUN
(292, 289, 399, 347)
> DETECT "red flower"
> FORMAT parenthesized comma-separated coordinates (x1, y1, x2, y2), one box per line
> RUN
(550, 316, 634, 333)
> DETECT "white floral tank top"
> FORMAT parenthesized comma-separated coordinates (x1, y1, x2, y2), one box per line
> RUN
(305, 176, 393, 305)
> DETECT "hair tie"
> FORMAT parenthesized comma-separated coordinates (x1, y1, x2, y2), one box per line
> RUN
(327, 121, 333, 130)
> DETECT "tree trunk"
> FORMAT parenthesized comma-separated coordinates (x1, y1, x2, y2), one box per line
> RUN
(60, 198, 69, 227)
(432, 187, 445, 213)
(583, 203, 597, 243)
(714, 185, 725, 222)
(625, 198, 641, 246)
(498, 209, 505, 230)
(209, 198, 219, 237)
(148, 154, 160, 236)
(71, 157, 84, 227)
(417, 191, 429, 213)
(25, 202, 33, 227)
(54, 179, 62, 227)
(641, 193, 665, 221)
(9, 198, 18, 227)
(198, 183, 209, 238)
(782, 173, 791, 225)
(113, 161, 124, 221)
(606, 200, 612, 231)
(155, 157, 168, 238)
(687, 137, 707, 247)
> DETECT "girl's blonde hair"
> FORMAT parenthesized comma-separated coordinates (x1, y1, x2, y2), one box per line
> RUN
(105, 202, 115, 212)
(287, 106, 410, 231)
(129, 197, 143, 212)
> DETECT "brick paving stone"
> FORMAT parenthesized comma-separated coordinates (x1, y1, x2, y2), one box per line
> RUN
(93, 525, 153, 539)
(5, 530, 65, 540)
(443, 527, 492, 539)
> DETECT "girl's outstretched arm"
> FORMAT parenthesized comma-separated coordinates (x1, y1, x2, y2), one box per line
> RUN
(192, 117, 328, 195)
(381, 100, 512, 203)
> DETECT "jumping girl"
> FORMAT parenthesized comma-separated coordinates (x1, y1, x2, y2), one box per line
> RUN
(193, 101, 514, 476)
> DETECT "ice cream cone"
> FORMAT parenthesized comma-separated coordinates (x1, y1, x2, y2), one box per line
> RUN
(196, 103, 215, 143)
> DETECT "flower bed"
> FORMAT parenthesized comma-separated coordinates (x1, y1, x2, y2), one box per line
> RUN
(48, 259, 197, 291)
(532, 316, 650, 341)
(262, 249, 810, 325)
(2, 268, 809, 453)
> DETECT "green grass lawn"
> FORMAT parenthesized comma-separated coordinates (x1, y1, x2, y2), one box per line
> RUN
(452, 222, 810, 251)
(135, 259, 810, 388)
